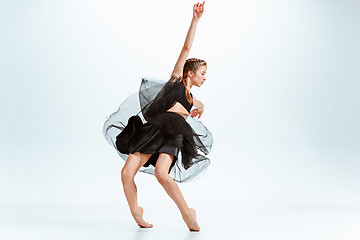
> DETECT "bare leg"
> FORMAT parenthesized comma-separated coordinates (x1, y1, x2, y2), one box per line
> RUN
(155, 153, 200, 231)
(121, 152, 153, 228)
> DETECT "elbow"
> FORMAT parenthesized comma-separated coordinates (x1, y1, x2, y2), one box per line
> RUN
(200, 101, 204, 109)
(183, 45, 191, 51)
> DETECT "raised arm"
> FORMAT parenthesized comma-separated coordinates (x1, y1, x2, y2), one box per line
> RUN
(171, 1, 205, 78)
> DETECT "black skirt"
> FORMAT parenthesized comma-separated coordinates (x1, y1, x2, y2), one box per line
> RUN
(103, 77, 213, 183)
(116, 112, 193, 174)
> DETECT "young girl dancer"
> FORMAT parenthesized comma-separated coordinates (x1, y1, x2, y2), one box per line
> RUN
(103, 1, 212, 231)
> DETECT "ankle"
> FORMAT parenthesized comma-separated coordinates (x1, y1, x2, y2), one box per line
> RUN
(131, 206, 141, 216)
(181, 207, 192, 217)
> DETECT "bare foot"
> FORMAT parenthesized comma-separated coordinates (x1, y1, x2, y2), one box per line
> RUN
(182, 208, 200, 231)
(132, 206, 153, 228)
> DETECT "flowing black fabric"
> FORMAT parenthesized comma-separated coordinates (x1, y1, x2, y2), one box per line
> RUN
(103, 75, 213, 183)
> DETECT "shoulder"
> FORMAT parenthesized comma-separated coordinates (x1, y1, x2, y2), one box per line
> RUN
(166, 76, 185, 92)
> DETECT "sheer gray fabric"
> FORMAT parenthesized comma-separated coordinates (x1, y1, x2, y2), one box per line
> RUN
(103, 76, 213, 183)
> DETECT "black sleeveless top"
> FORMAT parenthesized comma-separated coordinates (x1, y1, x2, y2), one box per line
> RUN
(177, 86, 193, 112)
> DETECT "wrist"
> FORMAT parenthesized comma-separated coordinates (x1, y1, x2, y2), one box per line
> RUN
(192, 17, 200, 23)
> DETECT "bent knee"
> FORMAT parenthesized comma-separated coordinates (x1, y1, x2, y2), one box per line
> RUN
(121, 168, 135, 183)
(155, 171, 169, 184)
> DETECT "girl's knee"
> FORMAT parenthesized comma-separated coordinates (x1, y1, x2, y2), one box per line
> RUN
(154, 153, 174, 184)
(121, 168, 136, 183)
(155, 171, 169, 185)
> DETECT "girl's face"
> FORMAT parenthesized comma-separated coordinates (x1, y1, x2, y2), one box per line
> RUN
(191, 65, 207, 87)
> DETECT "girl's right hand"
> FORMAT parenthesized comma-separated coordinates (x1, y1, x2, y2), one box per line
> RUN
(193, 1, 205, 19)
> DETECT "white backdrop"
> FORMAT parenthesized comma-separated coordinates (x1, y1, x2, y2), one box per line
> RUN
(1, 0, 359, 239)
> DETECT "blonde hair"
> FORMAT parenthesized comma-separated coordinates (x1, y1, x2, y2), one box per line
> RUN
(182, 58, 207, 104)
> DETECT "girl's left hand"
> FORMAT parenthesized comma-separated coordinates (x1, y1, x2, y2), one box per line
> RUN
(193, 1, 205, 19)
(190, 108, 203, 118)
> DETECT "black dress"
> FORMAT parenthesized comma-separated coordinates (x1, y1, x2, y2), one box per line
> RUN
(103, 75, 213, 183)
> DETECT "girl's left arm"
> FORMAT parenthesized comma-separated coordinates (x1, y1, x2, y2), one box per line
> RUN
(170, 2, 205, 78)
(190, 95, 204, 118)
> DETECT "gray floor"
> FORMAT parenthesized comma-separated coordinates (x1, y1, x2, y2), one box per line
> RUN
(1, 146, 360, 240)
(1, 202, 359, 240)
